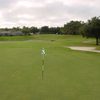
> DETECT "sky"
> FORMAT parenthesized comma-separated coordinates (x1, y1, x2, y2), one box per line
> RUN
(0, 0, 100, 28)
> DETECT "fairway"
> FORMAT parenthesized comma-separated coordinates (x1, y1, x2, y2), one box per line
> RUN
(0, 35, 100, 100)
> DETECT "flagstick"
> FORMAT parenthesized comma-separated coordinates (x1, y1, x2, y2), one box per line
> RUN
(42, 55, 44, 80)
(41, 48, 45, 80)
(42, 70, 44, 80)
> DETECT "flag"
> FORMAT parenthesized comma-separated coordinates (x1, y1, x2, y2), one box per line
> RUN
(41, 48, 45, 55)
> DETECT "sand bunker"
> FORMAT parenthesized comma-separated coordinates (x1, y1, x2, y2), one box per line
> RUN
(68, 46, 100, 53)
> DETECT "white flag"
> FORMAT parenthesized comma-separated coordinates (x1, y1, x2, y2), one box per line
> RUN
(41, 48, 45, 55)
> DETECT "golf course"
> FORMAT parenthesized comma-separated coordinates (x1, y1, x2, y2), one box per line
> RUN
(0, 34, 100, 100)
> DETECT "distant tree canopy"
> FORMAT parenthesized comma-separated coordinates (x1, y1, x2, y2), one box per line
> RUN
(40, 26, 49, 34)
(62, 21, 83, 35)
(30, 27, 39, 34)
(40, 26, 61, 34)
(0, 26, 61, 36)
(80, 17, 100, 45)
(49, 27, 61, 34)
(22, 26, 31, 35)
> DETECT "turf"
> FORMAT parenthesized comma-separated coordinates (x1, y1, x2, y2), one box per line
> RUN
(0, 35, 100, 100)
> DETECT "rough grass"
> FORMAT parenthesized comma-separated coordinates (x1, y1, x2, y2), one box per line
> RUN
(0, 35, 100, 100)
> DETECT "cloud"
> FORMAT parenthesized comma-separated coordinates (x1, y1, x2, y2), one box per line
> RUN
(0, 0, 100, 27)
(0, 0, 18, 9)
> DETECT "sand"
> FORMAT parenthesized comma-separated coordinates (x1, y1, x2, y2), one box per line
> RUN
(68, 46, 100, 53)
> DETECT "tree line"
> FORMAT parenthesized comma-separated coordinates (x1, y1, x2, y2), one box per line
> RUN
(0, 26, 61, 35)
(0, 16, 100, 45)
(62, 17, 100, 45)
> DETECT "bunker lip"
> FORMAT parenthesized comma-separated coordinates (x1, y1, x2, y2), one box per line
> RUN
(68, 46, 100, 53)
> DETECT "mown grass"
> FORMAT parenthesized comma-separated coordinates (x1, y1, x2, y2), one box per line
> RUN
(0, 35, 34, 41)
(0, 35, 100, 100)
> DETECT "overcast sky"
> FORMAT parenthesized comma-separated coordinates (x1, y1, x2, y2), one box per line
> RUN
(0, 0, 100, 28)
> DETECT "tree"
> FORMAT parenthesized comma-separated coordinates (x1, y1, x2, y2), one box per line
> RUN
(63, 21, 83, 35)
(30, 27, 39, 34)
(79, 23, 86, 37)
(40, 26, 49, 34)
(22, 26, 30, 35)
(49, 27, 61, 34)
(55, 27, 61, 34)
(12, 27, 21, 31)
(81, 17, 100, 45)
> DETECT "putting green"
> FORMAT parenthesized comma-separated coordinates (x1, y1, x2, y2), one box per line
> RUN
(0, 35, 100, 100)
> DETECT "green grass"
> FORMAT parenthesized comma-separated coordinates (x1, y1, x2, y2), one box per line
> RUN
(0, 35, 34, 41)
(0, 35, 100, 100)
